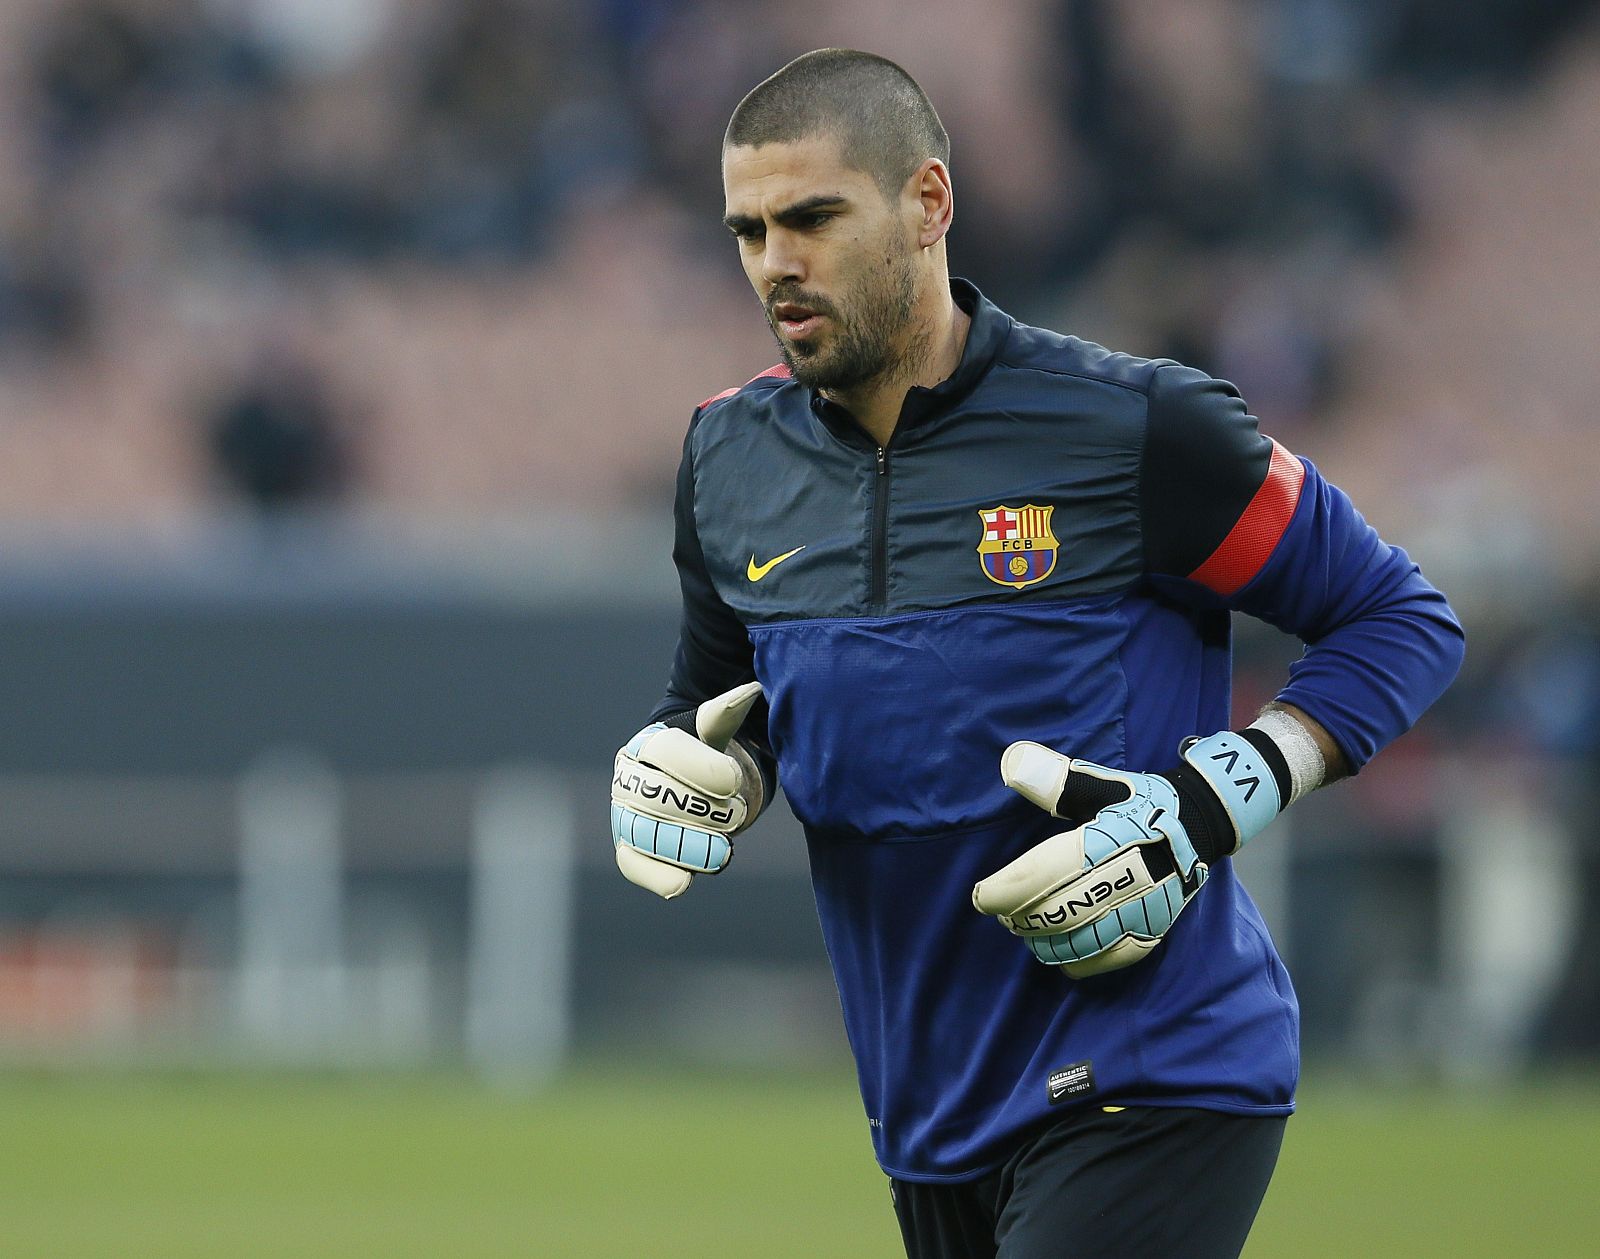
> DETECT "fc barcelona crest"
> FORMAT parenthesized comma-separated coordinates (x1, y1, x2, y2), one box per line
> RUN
(977, 504, 1059, 589)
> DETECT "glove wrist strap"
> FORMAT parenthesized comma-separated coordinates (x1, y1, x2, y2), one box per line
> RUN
(1176, 730, 1288, 858)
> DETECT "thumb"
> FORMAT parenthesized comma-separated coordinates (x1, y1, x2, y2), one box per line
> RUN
(695, 681, 764, 751)
(1000, 741, 1073, 814)
(1002, 742, 1138, 824)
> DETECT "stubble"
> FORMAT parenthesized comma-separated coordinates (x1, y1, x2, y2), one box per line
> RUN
(764, 247, 920, 395)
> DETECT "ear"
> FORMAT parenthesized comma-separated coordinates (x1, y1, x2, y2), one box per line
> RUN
(909, 158, 954, 249)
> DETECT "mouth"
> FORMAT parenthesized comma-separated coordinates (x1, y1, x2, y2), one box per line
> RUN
(771, 301, 825, 339)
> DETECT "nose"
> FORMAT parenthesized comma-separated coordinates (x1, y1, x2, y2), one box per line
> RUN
(760, 230, 805, 288)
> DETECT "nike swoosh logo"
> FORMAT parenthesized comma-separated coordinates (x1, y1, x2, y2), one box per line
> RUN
(747, 546, 806, 581)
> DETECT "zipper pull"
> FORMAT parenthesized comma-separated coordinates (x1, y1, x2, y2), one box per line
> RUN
(876, 446, 887, 474)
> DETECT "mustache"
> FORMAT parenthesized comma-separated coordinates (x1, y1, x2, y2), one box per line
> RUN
(765, 285, 838, 319)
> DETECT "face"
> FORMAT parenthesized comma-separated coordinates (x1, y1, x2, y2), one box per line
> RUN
(722, 135, 919, 392)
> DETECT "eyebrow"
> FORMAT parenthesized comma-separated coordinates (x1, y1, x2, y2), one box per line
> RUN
(722, 193, 849, 234)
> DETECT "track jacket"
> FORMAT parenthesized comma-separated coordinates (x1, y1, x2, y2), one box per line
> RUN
(650, 279, 1465, 1182)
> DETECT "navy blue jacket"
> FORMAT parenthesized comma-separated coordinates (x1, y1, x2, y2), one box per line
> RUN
(651, 280, 1464, 1181)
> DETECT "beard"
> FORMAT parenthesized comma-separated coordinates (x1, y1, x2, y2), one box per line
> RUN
(763, 251, 918, 393)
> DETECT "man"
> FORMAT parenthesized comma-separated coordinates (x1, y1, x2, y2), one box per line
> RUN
(609, 48, 1464, 1258)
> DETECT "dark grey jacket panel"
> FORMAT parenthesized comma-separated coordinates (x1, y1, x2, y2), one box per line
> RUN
(689, 282, 1162, 625)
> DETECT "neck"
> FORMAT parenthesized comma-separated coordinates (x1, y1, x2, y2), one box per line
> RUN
(824, 281, 971, 449)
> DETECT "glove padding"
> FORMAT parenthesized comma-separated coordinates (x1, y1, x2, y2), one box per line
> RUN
(973, 732, 1283, 978)
(611, 682, 764, 899)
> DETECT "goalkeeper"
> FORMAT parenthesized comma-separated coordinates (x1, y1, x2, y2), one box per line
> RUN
(611, 49, 1465, 1259)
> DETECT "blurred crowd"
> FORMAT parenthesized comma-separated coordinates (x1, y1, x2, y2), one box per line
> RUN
(0, 0, 1598, 1058)
(0, 0, 1596, 533)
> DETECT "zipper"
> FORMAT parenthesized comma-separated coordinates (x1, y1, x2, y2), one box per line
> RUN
(870, 445, 890, 612)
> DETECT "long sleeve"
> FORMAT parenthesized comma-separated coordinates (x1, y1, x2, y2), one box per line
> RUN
(647, 409, 777, 794)
(1141, 364, 1465, 770)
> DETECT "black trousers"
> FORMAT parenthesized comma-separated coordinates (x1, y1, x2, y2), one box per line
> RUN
(892, 1106, 1286, 1259)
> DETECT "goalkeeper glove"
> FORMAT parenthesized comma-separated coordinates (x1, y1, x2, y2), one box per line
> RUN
(610, 681, 765, 899)
(972, 728, 1296, 978)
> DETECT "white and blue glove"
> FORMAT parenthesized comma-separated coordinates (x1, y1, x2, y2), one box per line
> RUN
(611, 681, 765, 900)
(973, 729, 1296, 978)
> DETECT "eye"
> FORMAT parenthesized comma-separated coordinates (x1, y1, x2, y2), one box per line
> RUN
(796, 212, 833, 230)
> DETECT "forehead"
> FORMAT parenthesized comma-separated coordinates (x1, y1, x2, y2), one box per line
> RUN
(722, 135, 877, 211)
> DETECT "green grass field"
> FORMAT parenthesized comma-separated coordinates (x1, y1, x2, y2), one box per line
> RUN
(0, 1066, 1594, 1257)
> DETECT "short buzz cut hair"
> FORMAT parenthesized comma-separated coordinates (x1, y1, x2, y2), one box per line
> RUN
(724, 49, 950, 198)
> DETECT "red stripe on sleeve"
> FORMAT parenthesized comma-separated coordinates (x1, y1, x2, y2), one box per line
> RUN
(1185, 439, 1306, 596)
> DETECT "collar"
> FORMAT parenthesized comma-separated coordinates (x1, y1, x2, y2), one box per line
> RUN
(808, 277, 1011, 441)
